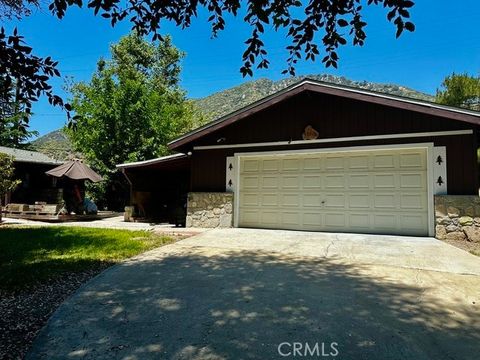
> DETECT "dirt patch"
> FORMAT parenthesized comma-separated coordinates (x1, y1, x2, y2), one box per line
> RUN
(441, 238, 480, 256)
(0, 263, 111, 360)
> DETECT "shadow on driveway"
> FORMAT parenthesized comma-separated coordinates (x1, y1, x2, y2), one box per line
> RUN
(28, 248, 480, 359)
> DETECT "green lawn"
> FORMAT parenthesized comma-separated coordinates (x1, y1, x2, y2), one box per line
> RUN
(0, 227, 174, 290)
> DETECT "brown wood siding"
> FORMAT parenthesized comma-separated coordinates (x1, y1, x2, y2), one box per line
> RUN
(188, 91, 479, 194)
(189, 92, 473, 149)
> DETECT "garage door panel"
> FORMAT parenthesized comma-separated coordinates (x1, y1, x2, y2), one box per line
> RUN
(374, 174, 396, 189)
(262, 176, 279, 189)
(374, 193, 397, 209)
(303, 175, 322, 189)
(325, 156, 345, 170)
(282, 158, 299, 171)
(373, 214, 398, 229)
(348, 155, 369, 170)
(348, 174, 371, 189)
(282, 194, 300, 207)
(282, 176, 301, 189)
(303, 194, 323, 207)
(325, 175, 345, 189)
(282, 212, 301, 225)
(349, 194, 371, 209)
(400, 214, 427, 232)
(399, 173, 425, 189)
(400, 193, 427, 209)
(241, 193, 259, 206)
(261, 194, 278, 207)
(324, 194, 345, 208)
(373, 154, 396, 169)
(399, 152, 425, 169)
(303, 157, 322, 170)
(240, 210, 260, 225)
(262, 159, 279, 172)
(239, 148, 428, 236)
(303, 213, 322, 227)
(349, 213, 371, 229)
(242, 176, 259, 189)
(242, 159, 260, 172)
(325, 213, 346, 227)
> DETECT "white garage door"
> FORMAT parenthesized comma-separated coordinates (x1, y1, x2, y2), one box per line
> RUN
(238, 148, 429, 236)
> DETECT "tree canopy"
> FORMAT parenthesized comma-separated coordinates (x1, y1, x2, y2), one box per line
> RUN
(65, 33, 200, 208)
(1, 0, 417, 144)
(436, 73, 480, 111)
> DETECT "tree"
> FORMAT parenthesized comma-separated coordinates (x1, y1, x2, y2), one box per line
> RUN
(0, 153, 20, 222)
(436, 73, 480, 111)
(0, 28, 71, 145)
(66, 33, 200, 209)
(1, 1, 417, 139)
(0, 78, 38, 147)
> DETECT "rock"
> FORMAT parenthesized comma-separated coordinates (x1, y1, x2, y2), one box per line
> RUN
(435, 225, 447, 240)
(474, 217, 480, 225)
(213, 208, 221, 215)
(435, 204, 447, 217)
(463, 226, 480, 243)
(225, 202, 233, 214)
(437, 216, 452, 225)
(447, 206, 460, 218)
(465, 206, 475, 217)
(459, 216, 473, 226)
(219, 214, 233, 227)
(205, 217, 220, 228)
(446, 224, 459, 233)
(446, 231, 466, 241)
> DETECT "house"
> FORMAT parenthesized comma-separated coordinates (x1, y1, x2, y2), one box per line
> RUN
(0, 146, 63, 205)
(118, 79, 480, 237)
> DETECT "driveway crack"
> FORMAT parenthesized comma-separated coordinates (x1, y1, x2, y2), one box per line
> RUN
(324, 236, 336, 258)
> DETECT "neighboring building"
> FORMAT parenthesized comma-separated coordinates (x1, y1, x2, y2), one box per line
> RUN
(119, 79, 480, 236)
(0, 146, 63, 205)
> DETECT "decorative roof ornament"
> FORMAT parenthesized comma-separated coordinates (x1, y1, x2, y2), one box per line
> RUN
(302, 125, 319, 140)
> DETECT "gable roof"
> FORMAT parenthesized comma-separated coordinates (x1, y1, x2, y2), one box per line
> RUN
(169, 78, 480, 150)
(0, 146, 63, 165)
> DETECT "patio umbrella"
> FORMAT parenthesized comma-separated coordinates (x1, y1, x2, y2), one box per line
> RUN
(46, 160, 103, 182)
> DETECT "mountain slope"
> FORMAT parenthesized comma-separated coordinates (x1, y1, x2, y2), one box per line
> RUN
(195, 74, 434, 121)
(30, 129, 76, 161)
(31, 75, 435, 154)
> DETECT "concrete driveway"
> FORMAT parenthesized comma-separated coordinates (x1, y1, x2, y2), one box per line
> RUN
(29, 229, 480, 359)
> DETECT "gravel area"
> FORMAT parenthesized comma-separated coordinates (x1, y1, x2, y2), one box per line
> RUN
(441, 238, 480, 256)
(0, 263, 111, 360)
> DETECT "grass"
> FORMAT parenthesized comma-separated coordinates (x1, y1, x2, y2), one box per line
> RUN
(0, 226, 174, 290)
(470, 249, 480, 257)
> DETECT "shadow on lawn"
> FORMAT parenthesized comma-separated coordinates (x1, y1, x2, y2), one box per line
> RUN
(28, 249, 480, 360)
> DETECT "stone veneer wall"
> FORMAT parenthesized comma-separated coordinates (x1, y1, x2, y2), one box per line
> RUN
(435, 195, 480, 242)
(186, 192, 233, 228)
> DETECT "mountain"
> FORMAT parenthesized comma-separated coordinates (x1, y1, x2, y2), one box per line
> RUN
(30, 129, 77, 161)
(195, 74, 435, 122)
(31, 75, 435, 155)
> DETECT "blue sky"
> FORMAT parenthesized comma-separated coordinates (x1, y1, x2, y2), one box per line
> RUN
(5, 1, 480, 137)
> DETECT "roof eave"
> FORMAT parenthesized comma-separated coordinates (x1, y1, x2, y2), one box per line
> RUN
(116, 153, 187, 169)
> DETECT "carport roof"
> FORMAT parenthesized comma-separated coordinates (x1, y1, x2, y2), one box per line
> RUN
(116, 153, 188, 170)
(168, 78, 480, 150)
